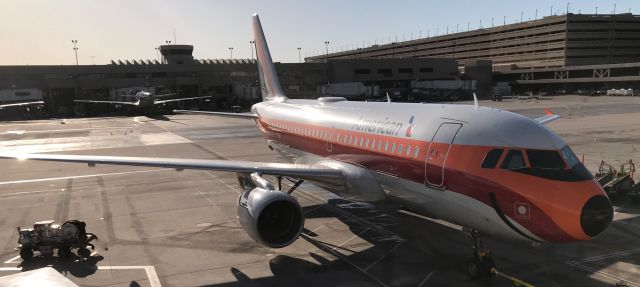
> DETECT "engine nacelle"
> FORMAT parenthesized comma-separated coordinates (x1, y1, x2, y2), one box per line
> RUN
(236, 174, 304, 248)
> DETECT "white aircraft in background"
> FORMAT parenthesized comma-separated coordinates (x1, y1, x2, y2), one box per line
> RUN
(0, 101, 44, 110)
(0, 89, 45, 110)
(0, 14, 613, 280)
(75, 89, 210, 109)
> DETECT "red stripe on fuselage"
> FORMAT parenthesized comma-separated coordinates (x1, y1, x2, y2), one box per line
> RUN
(257, 116, 592, 242)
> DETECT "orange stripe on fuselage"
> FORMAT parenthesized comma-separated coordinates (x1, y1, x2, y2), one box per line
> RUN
(258, 117, 602, 242)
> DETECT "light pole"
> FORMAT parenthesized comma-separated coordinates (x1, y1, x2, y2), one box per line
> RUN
(249, 40, 255, 61)
(297, 47, 302, 63)
(324, 41, 330, 63)
(229, 47, 233, 60)
(567, 2, 570, 14)
(71, 40, 78, 65)
(155, 47, 160, 63)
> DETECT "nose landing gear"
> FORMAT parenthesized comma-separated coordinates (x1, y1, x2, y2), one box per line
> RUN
(466, 230, 496, 280)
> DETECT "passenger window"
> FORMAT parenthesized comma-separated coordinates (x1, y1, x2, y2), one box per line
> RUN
(353, 136, 358, 145)
(384, 142, 389, 152)
(481, 149, 504, 169)
(527, 150, 566, 169)
(378, 141, 383, 150)
(390, 143, 396, 153)
(500, 150, 525, 170)
(371, 139, 376, 149)
(365, 138, 370, 148)
(398, 144, 403, 155)
(413, 147, 420, 158)
(406, 145, 411, 156)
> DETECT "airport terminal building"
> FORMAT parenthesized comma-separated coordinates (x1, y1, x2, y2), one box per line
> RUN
(307, 13, 640, 93)
(0, 44, 463, 116)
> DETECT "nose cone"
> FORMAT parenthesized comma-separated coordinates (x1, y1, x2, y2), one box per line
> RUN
(580, 195, 613, 238)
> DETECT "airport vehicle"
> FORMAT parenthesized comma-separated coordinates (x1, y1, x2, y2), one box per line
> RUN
(17, 220, 97, 260)
(0, 14, 613, 279)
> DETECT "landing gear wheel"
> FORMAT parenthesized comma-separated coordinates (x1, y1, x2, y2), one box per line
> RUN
(58, 247, 71, 258)
(19, 248, 33, 260)
(466, 256, 495, 279)
(77, 247, 91, 258)
(466, 229, 497, 280)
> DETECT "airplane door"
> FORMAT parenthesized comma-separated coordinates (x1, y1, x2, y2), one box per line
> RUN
(425, 123, 462, 187)
(325, 128, 334, 153)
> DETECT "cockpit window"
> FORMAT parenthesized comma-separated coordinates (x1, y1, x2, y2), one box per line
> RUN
(481, 149, 504, 168)
(500, 150, 525, 170)
(527, 150, 566, 169)
(560, 146, 580, 168)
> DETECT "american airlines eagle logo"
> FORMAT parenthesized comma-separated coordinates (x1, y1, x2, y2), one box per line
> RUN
(405, 116, 415, 137)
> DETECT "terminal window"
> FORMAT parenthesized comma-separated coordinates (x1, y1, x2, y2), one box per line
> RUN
(419, 67, 434, 73)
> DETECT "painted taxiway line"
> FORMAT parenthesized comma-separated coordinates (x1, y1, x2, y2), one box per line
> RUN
(0, 265, 161, 287)
(3, 256, 20, 264)
(0, 168, 168, 186)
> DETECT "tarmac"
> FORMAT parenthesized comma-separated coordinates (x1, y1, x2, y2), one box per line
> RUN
(0, 95, 638, 287)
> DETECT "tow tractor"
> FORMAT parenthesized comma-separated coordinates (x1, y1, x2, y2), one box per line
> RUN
(16, 220, 98, 260)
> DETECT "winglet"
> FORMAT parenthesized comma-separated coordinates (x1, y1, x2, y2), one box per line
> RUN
(252, 14, 286, 101)
(473, 93, 479, 111)
(534, 108, 560, 124)
(544, 108, 554, 116)
(386, 92, 392, 103)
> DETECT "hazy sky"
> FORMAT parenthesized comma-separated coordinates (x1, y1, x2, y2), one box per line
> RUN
(1, 0, 638, 65)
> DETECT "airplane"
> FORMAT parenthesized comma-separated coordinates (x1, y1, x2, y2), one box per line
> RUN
(0, 14, 613, 280)
(0, 100, 44, 110)
(74, 89, 211, 111)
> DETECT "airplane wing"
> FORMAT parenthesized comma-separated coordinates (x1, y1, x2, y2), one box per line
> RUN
(0, 153, 345, 182)
(154, 96, 212, 105)
(534, 108, 560, 124)
(173, 109, 258, 119)
(74, 100, 140, 106)
(0, 101, 44, 109)
(152, 93, 178, 98)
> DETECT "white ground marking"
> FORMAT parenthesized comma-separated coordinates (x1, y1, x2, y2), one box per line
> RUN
(417, 271, 435, 287)
(566, 248, 640, 287)
(0, 266, 161, 287)
(3, 256, 20, 264)
(1, 126, 140, 135)
(0, 169, 168, 186)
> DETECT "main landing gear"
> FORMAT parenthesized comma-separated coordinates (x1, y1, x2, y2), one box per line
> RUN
(466, 230, 496, 280)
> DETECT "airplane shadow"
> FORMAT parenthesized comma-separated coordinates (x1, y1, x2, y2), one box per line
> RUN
(197, 196, 640, 287)
(18, 254, 104, 278)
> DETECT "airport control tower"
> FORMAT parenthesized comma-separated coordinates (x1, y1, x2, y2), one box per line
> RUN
(159, 45, 195, 64)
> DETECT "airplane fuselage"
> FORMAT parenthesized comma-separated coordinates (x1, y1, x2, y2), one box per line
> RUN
(250, 98, 612, 244)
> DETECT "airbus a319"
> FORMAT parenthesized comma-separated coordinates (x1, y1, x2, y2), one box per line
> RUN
(0, 14, 613, 280)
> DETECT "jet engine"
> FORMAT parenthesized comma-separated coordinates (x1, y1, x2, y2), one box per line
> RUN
(236, 173, 304, 248)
